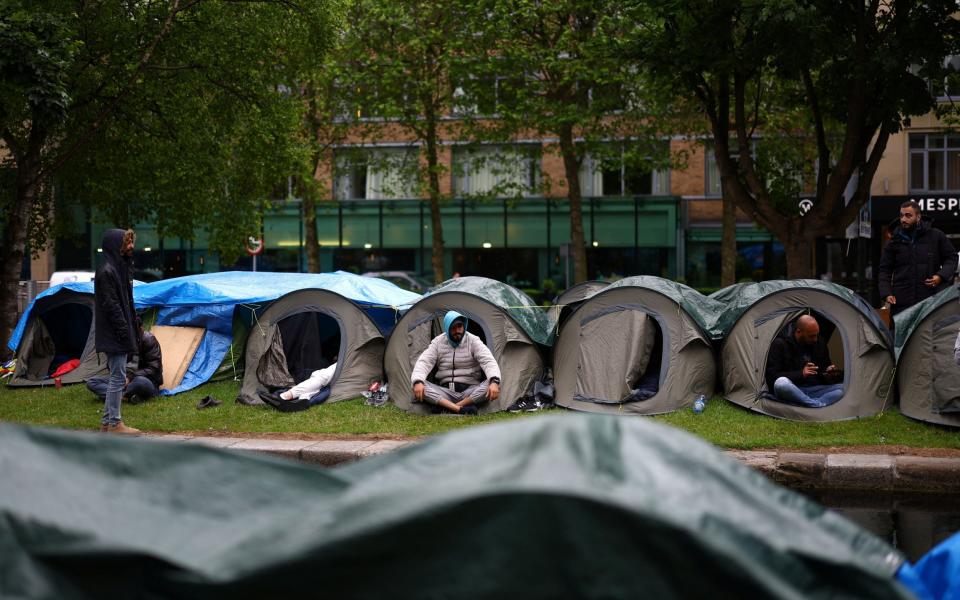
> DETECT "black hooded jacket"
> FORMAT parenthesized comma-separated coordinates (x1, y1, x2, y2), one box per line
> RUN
(764, 331, 836, 391)
(878, 219, 957, 311)
(130, 331, 163, 388)
(95, 229, 137, 354)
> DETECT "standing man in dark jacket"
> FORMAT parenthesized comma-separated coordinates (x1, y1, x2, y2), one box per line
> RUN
(765, 315, 844, 408)
(94, 228, 140, 434)
(86, 324, 163, 404)
(878, 200, 957, 316)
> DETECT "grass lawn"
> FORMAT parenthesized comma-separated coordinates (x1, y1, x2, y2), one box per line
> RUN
(1, 379, 958, 450)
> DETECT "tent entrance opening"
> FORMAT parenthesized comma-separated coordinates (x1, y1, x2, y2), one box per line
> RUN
(278, 312, 341, 383)
(33, 304, 93, 378)
(575, 309, 663, 403)
(765, 309, 846, 407)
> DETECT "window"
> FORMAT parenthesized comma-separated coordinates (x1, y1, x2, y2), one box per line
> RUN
(909, 133, 960, 193)
(705, 143, 754, 197)
(705, 148, 723, 197)
(580, 144, 669, 197)
(589, 82, 626, 113)
(934, 56, 960, 101)
(332, 80, 373, 121)
(705, 140, 806, 198)
(334, 148, 419, 200)
(452, 74, 524, 116)
(452, 145, 540, 197)
(331, 79, 408, 121)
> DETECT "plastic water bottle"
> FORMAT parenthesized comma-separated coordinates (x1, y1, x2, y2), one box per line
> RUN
(692, 394, 707, 414)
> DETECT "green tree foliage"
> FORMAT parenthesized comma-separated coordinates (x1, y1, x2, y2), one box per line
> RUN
(469, 0, 675, 283)
(330, 0, 487, 284)
(0, 0, 336, 352)
(636, 0, 960, 277)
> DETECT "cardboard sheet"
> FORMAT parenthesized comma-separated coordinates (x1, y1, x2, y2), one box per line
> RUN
(150, 325, 205, 390)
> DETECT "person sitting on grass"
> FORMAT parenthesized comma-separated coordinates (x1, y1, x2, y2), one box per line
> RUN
(765, 314, 843, 408)
(277, 356, 337, 404)
(87, 323, 163, 405)
(411, 310, 500, 415)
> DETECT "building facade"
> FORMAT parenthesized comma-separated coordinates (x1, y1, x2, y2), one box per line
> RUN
(47, 115, 957, 300)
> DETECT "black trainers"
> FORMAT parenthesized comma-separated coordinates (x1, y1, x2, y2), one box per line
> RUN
(507, 397, 532, 413)
(459, 405, 479, 416)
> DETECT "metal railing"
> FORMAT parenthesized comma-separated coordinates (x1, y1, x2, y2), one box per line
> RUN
(11, 280, 50, 323)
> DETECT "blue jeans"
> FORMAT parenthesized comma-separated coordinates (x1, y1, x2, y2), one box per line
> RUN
(87, 375, 158, 403)
(102, 353, 127, 426)
(772, 377, 844, 408)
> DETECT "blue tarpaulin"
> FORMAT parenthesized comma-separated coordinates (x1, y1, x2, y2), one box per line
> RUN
(897, 531, 960, 600)
(9, 272, 420, 394)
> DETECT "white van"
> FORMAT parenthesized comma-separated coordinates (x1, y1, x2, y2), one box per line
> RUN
(49, 271, 95, 286)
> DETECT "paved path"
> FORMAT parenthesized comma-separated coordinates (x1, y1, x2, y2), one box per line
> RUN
(145, 433, 960, 493)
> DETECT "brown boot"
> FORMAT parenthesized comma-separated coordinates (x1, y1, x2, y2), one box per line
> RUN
(103, 421, 141, 435)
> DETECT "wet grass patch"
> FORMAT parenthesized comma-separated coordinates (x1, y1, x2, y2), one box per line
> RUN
(1, 381, 958, 449)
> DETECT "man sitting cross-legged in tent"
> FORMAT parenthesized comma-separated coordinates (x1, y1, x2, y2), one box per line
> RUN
(765, 314, 844, 408)
(411, 311, 501, 415)
(87, 324, 163, 404)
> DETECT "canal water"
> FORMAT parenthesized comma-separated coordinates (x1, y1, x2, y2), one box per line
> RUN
(800, 489, 960, 563)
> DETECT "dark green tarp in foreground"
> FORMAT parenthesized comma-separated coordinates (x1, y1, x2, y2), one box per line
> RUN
(0, 416, 910, 599)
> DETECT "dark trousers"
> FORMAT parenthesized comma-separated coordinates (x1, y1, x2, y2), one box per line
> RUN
(87, 375, 159, 402)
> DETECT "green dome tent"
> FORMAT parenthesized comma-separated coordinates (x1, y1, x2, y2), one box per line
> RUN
(892, 284, 960, 427)
(711, 280, 894, 421)
(548, 279, 609, 328)
(236, 288, 392, 406)
(384, 276, 553, 414)
(553, 276, 718, 415)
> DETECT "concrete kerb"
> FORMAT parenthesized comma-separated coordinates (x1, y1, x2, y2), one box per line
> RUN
(147, 434, 960, 493)
(742, 451, 960, 493)
(150, 434, 416, 467)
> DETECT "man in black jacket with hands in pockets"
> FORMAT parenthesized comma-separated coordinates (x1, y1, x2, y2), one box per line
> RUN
(878, 200, 956, 316)
(94, 228, 141, 434)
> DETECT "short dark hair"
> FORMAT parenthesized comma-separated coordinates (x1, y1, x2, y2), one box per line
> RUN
(900, 200, 921, 214)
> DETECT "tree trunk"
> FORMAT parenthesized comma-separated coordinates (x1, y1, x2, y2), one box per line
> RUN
(558, 126, 588, 284)
(721, 190, 737, 286)
(782, 233, 815, 279)
(302, 184, 320, 273)
(424, 124, 445, 284)
(0, 148, 42, 360)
